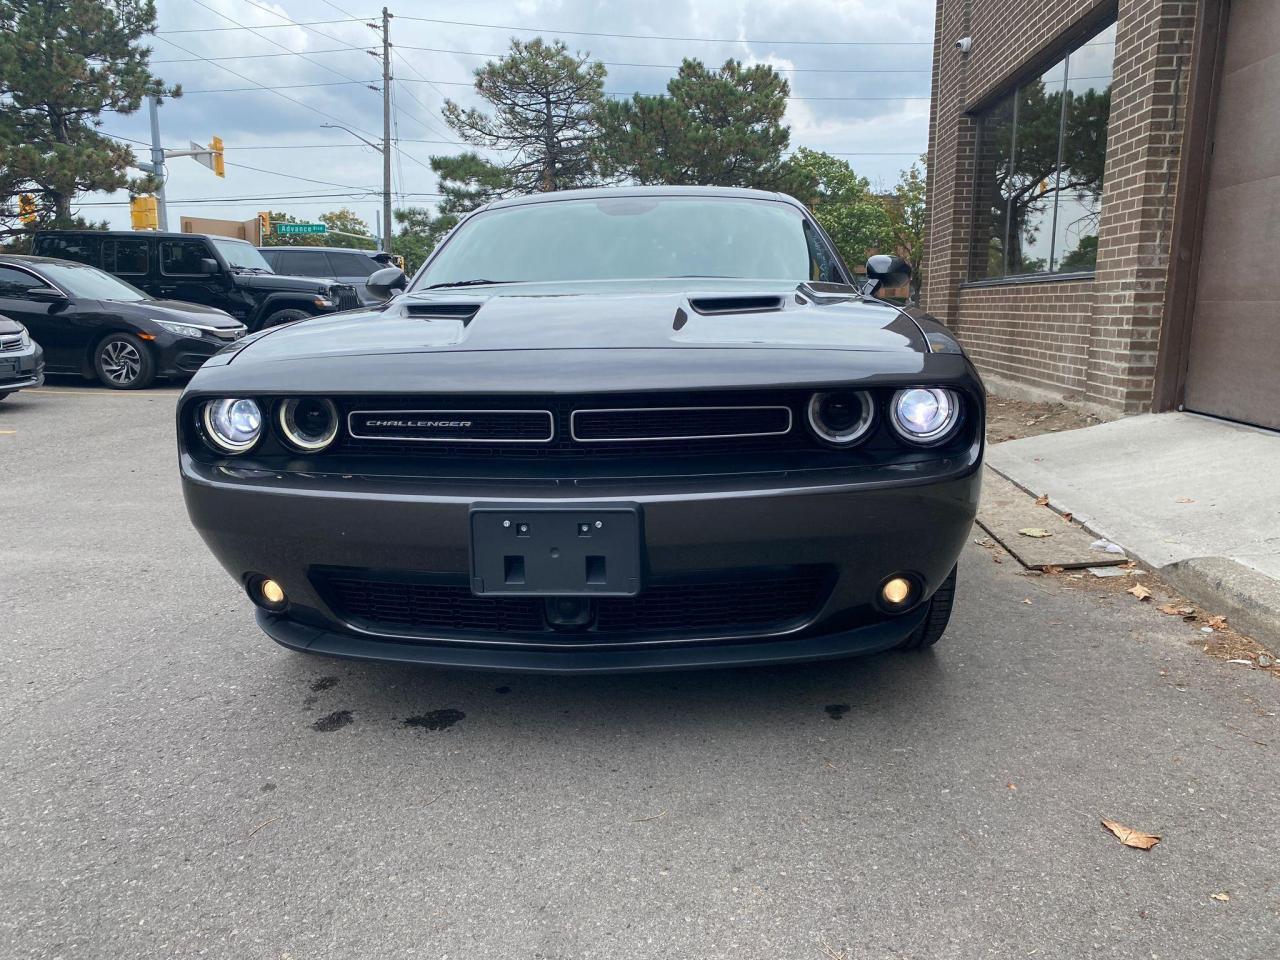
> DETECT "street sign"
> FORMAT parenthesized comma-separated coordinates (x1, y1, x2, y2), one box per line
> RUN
(275, 223, 328, 235)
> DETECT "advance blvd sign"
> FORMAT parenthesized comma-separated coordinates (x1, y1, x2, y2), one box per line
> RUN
(275, 222, 327, 236)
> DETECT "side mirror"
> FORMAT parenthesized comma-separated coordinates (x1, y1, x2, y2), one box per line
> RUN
(366, 265, 407, 302)
(865, 254, 911, 292)
(200, 258, 219, 275)
(26, 286, 67, 302)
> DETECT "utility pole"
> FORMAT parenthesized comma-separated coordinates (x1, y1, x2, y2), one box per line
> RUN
(380, 7, 393, 255)
(148, 95, 169, 231)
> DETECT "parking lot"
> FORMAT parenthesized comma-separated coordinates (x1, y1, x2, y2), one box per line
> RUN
(2, 382, 1277, 959)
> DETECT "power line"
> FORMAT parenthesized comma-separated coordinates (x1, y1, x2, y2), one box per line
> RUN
(158, 16, 366, 33)
(186, 0, 378, 94)
(393, 77, 930, 102)
(392, 16, 934, 46)
(395, 44, 930, 73)
(152, 34, 382, 142)
(184, 79, 379, 93)
(153, 47, 370, 63)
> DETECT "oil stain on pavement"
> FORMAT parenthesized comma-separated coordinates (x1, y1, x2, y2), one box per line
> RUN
(403, 709, 466, 731)
(825, 704, 851, 720)
(311, 710, 354, 732)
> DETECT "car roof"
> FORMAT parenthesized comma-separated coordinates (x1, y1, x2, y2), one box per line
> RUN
(36, 229, 251, 242)
(480, 184, 800, 212)
(0, 253, 84, 267)
(258, 245, 385, 256)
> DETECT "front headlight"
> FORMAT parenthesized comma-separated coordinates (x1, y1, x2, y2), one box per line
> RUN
(18, 324, 31, 348)
(154, 319, 204, 339)
(807, 390, 875, 446)
(891, 388, 961, 444)
(277, 398, 339, 452)
(201, 398, 263, 454)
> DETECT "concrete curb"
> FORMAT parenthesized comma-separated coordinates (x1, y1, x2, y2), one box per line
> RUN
(985, 465, 1280, 645)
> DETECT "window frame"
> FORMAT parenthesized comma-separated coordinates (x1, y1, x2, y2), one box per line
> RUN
(105, 238, 151, 277)
(964, 10, 1117, 286)
(0, 264, 54, 299)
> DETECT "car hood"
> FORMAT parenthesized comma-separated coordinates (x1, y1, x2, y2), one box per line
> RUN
(234, 272, 338, 294)
(0, 313, 24, 335)
(109, 299, 243, 328)
(237, 279, 926, 360)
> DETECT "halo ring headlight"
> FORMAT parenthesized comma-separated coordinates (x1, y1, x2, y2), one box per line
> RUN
(277, 398, 339, 452)
(201, 398, 262, 454)
(807, 390, 875, 446)
(891, 388, 961, 444)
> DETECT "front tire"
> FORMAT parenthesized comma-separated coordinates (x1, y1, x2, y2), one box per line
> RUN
(260, 308, 311, 330)
(899, 565, 956, 650)
(94, 333, 156, 390)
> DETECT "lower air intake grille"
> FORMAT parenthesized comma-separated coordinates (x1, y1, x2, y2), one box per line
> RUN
(313, 566, 833, 642)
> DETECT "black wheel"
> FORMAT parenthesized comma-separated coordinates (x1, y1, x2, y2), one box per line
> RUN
(94, 333, 156, 390)
(899, 565, 957, 650)
(261, 308, 311, 330)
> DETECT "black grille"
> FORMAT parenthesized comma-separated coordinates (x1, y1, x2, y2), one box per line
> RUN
(572, 406, 791, 442)
(334, 286, 361, 311)
(313, 566, 832, 642)
(348, 408, 553, 442)
(334, 391, 819, 461)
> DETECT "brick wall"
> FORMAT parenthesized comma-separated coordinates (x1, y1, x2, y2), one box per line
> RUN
(924, 0, 1198, 413)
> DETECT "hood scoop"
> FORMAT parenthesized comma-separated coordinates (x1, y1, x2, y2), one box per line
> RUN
(688, 294, 784, 316)
(403, 302, 481, 322)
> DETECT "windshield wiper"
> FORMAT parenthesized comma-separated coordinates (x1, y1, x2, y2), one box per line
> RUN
(423, 278, 520, 290)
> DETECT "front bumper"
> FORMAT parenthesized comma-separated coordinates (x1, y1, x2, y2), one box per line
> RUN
(182, 451, 981, 672)
(157, 334, 242, 378)
(0, 341, 44, 393)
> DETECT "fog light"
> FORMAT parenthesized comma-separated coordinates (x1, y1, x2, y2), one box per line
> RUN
(248, 575, 288, 611)
(882, 576, 913, 607)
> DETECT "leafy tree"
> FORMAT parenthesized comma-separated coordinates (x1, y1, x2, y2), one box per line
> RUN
(786, 147, 890, 269)
(0, 0, 178, 236)
(595, 59, 807, 193)
(438, 38, 606, 198)
(881, 155, 928, 299)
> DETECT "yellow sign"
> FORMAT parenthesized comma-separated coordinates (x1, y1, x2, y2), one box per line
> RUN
(130, 195, 159, 230)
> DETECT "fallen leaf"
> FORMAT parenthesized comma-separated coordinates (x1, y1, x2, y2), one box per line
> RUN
(1019, 527, 1053, 539)
(1210, 892, 1230, 902)
(1176, 497, 1196, 504)
(1101, 819, 1161, 850)
(1007, 783, 1017, 791)
(1127, 584, 1153, 601)
(1206, 615, 1227, 630)
(1042, 564, 1064, 575)
(1157, 604, 1183, 616)
(1035, 494, 1050, 506)
(992, 555, 1004, 564)
(1061, 512, 1073, 523)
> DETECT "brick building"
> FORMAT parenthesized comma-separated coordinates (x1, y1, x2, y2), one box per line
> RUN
(924, 0, 1279, 431)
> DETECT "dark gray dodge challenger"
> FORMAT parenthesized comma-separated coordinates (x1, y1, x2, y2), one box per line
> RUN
(178, 186, 984, 673)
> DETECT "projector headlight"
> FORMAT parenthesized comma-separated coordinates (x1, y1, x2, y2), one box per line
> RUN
(807, 390, 875, 446)
(201, 398, 263, 454)
(277, 398, 339, 452)
(154, 319, 204, 339)
(891, 388, 960, 444)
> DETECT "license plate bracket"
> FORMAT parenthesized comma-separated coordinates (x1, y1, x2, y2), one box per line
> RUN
(470, 504, 643, 597)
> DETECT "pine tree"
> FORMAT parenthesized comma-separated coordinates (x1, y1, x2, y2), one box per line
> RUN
(0, 0, 178, 235)
(596, 59, 806, 193)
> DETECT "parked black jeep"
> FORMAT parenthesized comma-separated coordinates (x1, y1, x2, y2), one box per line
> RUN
(32, 231, 360, 332)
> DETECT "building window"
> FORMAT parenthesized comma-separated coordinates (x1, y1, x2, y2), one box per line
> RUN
(970, 21, 1116, 281)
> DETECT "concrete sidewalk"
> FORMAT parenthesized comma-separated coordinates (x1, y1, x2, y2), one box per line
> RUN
(987, 412, 1280, 642)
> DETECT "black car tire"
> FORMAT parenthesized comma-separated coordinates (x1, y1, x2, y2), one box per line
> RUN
(261, 308, 311, 329)
(898, 565, 956, 650)
(94, 332, 156, 390)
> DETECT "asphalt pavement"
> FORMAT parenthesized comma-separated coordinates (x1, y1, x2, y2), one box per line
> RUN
(2, 382, 1277, 960)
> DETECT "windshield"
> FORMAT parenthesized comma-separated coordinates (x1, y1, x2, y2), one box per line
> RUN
(39, 262, 148, 301)
(414, 196, 842, 288)
(212, 238, 273, 271)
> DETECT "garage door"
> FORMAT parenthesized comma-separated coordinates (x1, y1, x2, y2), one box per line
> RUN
(1182, 0, 1280, 430)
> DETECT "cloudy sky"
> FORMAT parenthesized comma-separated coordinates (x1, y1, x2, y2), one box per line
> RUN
(87, 0, 936, 234)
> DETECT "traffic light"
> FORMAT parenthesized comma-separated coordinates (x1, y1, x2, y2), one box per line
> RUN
(258, 211, 271, 239)
(211, 135, 225, 178)
(130, 195, 159, 230)
(18, 193, 36, 225)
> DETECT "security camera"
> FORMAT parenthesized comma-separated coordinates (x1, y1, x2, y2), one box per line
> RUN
(955, 36, 972, 54)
